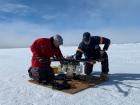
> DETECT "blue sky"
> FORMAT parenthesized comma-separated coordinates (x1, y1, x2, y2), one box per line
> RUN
(0, 0, 140, 47)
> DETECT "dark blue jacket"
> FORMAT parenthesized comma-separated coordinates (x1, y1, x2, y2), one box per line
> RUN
(76, 36, 110, 59)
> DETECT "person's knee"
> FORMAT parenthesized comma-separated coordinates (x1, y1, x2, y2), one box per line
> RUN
(28, 67, 32, 78)
(84, 63, 93, 75)
(29, 67, 40, 80)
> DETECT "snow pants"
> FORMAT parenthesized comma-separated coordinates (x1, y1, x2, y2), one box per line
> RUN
(28, 66, 54, 82)
(84, 52, 109, 75)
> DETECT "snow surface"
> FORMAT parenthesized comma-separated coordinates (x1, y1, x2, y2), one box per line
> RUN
(0, 43, 140, 105)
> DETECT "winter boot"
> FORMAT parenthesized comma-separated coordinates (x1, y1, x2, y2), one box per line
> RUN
(100, 73, 109, 81)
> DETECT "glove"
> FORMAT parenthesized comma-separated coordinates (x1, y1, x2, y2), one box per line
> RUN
(37, 57, 46, 63)
(89, 60, 96, 64)
(100, 50, 106, 55)
(88, 58, 96, 64)
(60, 59, 65, 65)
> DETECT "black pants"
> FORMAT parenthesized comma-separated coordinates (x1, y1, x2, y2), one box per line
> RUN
(29, 66, 54, 82)
(84, 52, 109, 75)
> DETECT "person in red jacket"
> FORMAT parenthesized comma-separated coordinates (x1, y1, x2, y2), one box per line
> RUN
(28, 34, 64, 83)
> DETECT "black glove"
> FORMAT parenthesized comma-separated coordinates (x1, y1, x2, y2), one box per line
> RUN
(60, 59, 65, 65)
(88, 58, 96, 64)
(37, 57, 46, 63)
(100, 50, 106, 55)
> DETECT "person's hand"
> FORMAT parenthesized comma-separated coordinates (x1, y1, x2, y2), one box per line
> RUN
(88, 60, 96, 64)
(59, 57, 66, 65)
(100, 50, 106, 55)
(88, 58, 96, 64)
(38, 57, 46, 63)
(60, 59, 64, 65)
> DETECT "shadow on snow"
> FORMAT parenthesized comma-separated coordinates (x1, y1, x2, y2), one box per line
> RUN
(94, 72, 140, 96)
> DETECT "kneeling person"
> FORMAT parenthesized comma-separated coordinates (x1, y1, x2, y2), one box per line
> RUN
(29, 35, 64, 83)
(76, 32, 111, 80)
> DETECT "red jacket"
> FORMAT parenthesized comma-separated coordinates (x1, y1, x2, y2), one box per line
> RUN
(31, 37, 63, 67)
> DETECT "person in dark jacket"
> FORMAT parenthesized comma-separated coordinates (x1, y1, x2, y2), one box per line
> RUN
(76, 32, 111, 79)
(29, 34, 64, 83)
